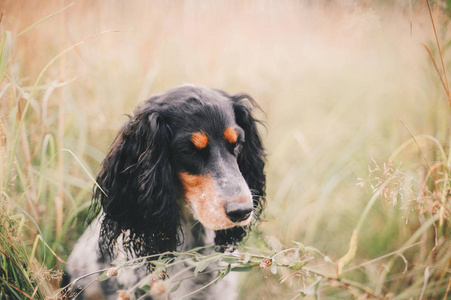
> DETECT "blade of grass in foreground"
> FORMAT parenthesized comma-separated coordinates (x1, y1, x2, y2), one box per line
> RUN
(17, 2, 74, 37)
(336, 176, 394, 279)
(0, 31, 12, 83)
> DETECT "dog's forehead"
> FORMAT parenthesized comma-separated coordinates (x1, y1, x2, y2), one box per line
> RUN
(158, 86, 238, 132)
(183, 101, 236, 137)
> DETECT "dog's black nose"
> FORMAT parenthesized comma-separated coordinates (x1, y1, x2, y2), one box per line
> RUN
(225, 202, 253, 223)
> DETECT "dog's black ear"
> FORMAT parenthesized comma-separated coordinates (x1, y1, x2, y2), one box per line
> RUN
(90, 102, 180, 258)
(215, 93, 266, 248)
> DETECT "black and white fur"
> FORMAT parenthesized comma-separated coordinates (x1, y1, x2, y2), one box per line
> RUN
(64, 85, 265, 299)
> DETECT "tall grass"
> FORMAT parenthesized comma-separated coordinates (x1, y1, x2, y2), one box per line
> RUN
(1, 0, 450, 299)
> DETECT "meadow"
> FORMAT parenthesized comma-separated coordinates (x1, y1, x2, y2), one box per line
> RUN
(0, 1, 450, 299)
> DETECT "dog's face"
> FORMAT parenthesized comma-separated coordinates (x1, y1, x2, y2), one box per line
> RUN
(93, 85, 265, 257)
(161, 89, 254, 230)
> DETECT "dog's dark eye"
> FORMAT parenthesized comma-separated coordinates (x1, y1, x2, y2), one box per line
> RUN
(180, 145, 209, 158)
(180, 148, 198, 156)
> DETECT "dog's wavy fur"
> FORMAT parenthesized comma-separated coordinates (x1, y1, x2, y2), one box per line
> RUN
(64, 85, 265, 299)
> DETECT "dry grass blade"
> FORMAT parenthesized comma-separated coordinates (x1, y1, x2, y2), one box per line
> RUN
(419, 266, 430, 300)
(400, 120, 439, 192)
(425, 0, 451, 109)
(0, 277, 32, 298)
(444, 276, 451, 300)
(61, 148, 107, 197)
(422, 43, 449, 103)
(336, 230, 357, 279)
(29, 235, 74, 267)
(17, 2, 74, 37)
(343, 242, 421, 273)
(0, 31, 12, 83)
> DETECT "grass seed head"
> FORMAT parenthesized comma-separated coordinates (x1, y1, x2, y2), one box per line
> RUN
(260, 257, 273, 269)
(117, 291, 130, 300)
(150, 280, 167, 296)
(107, 267, 118, 278)
(150, 270, 165, 282)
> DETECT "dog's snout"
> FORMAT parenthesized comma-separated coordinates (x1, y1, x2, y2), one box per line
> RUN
(225, 201, 253, 223)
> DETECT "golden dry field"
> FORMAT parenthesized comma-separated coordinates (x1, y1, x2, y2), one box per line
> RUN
(1, 1, 451, 299)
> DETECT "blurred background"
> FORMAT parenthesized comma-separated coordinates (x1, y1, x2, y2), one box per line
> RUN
(1, 0, 451, 298)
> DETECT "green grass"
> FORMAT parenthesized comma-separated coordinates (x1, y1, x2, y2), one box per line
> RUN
(1, 0, 451, 299)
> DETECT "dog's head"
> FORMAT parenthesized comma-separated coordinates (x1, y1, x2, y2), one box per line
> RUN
(91, 86, 265, 257)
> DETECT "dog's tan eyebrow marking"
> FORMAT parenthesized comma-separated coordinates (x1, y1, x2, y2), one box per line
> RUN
(224, 127, 238, 144)
(191, 132, 209, 149)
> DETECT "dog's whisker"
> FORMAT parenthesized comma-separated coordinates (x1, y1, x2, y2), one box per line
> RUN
(189, 220, 201, 230)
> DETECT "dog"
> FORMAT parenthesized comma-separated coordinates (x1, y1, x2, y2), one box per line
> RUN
(64, 85, 265, 299)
